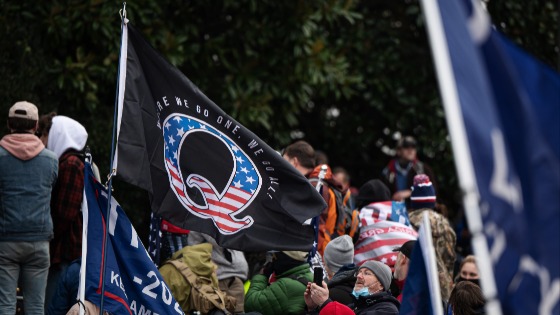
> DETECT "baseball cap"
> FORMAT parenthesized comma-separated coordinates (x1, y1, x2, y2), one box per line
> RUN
(392, 240, 417, 259)
(9, 101, 38, 121)
(397, 136, 417, 148)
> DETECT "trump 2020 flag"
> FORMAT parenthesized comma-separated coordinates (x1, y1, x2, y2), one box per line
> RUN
(80, 162, 184, 315)
(421, 0, 560, 313)
(114, 21, 326, 251)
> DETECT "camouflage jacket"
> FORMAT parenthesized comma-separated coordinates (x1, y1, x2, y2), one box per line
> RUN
(409, 208, 457, 302)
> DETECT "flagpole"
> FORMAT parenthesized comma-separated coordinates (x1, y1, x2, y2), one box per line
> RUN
(418, 0, 502, 314)
(99, 3, 128, 314)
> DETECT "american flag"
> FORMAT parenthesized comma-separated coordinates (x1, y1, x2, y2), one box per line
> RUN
(359, 201, 411, 227)
(163, 114, 260, 235)
(354, 218, 418, 268)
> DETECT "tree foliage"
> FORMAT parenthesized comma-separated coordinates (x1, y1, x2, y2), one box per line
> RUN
(0, 0, 557, 238)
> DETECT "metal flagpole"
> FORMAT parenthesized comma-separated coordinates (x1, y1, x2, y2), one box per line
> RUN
(99, 3, 128, 314)
(78, 152, 92, 315)
(418, 0, 502, 313)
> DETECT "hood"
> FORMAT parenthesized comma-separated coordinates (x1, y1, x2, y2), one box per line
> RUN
(0, 133, 45, 160)
(172, 243, 216, 277)
(329, 267, 357, 287)
(47, 116, 88, 158)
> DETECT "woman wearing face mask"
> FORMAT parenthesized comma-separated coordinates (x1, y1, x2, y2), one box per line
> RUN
(456, 255, 480, 287)
(350, 260, 400, 315)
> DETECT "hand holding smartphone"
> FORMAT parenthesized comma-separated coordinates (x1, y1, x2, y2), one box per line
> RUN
(313, 267, 323, 286)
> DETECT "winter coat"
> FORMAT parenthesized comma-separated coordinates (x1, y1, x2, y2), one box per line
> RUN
(409, 208, 456, 302)
(159, 243, 220, 313)
(328, 266, 357, 306)
(187, 231, 249, 281)
(351, 291, 400, 315)
(381, 159, 436, 195)
(245, 263, 313, 315)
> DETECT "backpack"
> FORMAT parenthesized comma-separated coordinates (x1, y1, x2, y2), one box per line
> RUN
(329, 185, 360, 243)
(165, 260, 236, 315)
(310, 179, 360, 243)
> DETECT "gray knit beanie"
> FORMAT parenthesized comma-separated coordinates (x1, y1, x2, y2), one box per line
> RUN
(359, 260, 392, 291)
(323, 235, 354, 274)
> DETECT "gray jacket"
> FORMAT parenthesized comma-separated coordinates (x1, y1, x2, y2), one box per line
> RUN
(187, 231, 249, 281)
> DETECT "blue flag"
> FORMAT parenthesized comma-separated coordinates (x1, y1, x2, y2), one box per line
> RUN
(81, 162, 184, 315)
(432, 0, 560, 313)
(391, 201, 411, 227)
(400, 213, 443, 315)
(399, 242, 433, 315)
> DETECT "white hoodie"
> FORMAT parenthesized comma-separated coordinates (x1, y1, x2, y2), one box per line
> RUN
(47, 116, 88, 158)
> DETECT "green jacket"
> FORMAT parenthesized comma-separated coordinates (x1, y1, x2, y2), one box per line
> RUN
(159, 243, 218, 313)
(245, 264, 312, 315)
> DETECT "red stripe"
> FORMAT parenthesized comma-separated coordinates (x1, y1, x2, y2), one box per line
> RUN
(229, 185, 251, 197)
(355, 238, 412, 255)
(170, 170, 182, 183)
(190, 207, 245, 231)
(199, 187, 249, 204)
(224, 190, 249, 203)
(207, 199, 237, 211)
(173, 185, 186, 197)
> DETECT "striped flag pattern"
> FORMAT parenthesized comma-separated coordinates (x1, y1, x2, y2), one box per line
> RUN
(354, 218, 418, 268)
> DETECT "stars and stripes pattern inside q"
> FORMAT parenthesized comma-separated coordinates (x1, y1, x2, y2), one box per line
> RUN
(162, 114, 260, 235)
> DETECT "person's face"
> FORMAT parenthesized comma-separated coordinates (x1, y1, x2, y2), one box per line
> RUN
(333, 172, 349, 190)
(399, 146, 417, 162)
(393, 252, 409, 280)
(354, 268, 383, 293)
(460, 262, 479, 280)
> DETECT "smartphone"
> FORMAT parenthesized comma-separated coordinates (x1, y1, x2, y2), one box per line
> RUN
(313, 267, 323, 286)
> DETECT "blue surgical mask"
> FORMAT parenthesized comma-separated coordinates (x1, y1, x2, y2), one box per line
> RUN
(352, 287, 370, 298)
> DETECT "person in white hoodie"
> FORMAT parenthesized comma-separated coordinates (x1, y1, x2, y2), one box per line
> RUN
(0, 101, 58, 315)
(37, 113, 89, 310)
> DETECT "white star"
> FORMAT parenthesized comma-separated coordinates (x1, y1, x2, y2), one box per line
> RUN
(396, 209, 401, 215)
(188, 125, 195, 130)
(173, 150, 178, 161)
(246, 176, 255, 184)
(168, 135, 175, 145)
(173, 116, 182, 123)
(313, 241, 318, 247)
(233, 180, 243, 188)
(391, 255, 397, 261)
(231, 145, 239, 153)
(177, 127, 185, 137)
(165, 121, 171, 130)
(381, 257, 388, 264)
(199, 124, 207, 130)
(236, 156, 245, 164)
(250, 189, 255, 194)
(240, 167, 250, 174)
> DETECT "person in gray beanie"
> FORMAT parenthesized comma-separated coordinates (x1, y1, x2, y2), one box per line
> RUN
(323, 235, 357, 305)
(350, 260, 400, 314)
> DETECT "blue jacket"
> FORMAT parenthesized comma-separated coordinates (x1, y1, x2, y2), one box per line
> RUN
(0, 135, 58, 242)
(46, 259, 81, 315)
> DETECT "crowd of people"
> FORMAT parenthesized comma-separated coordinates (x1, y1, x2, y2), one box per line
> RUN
(0, 101, 483, 315)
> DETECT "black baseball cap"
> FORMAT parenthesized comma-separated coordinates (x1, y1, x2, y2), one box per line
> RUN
(392, 240, 417, 259)
(397, 136, 417, 149)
